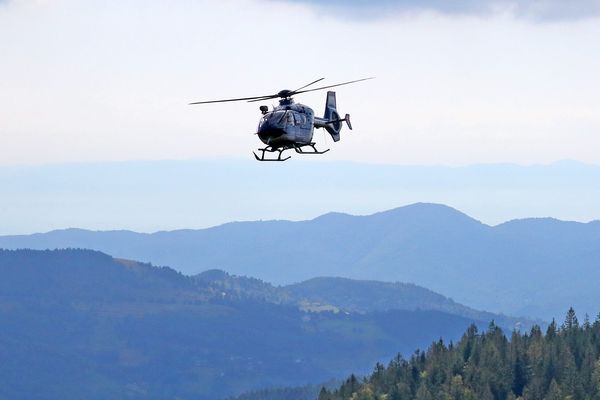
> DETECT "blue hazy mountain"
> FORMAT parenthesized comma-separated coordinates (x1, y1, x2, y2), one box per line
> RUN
(2, 203, 599, 319)
(196, 272, 535, 330)
(0, 249, 498, 400)
(2, 159, 600, 235)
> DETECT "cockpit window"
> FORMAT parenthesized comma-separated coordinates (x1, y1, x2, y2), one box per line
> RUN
(268, 111, 287, 128)
(294, 113, 306, 126)
(258, 115, 268, 129)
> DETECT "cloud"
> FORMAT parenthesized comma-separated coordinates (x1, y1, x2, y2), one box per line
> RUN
(281, 0, 600, 21)
(2, 0, 600, 167)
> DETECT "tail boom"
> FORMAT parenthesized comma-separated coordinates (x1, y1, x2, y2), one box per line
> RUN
(313, 91, 350, 142)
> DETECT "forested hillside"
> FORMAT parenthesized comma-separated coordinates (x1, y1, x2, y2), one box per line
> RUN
(198, 272, 534, 330)
(0, 249, 502, 400)
(284, 277, 532, 330)
(320, 309, 600, 400)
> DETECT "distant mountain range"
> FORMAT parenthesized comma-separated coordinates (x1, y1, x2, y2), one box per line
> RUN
(2, 159, 600, 235)
(0, 249, 523, 400)
(2, 203, 598, 319)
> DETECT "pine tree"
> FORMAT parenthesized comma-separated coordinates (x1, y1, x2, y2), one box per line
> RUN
(544, 379, 562, 400)
(592, 360, 600, 400)
(512, 350, 528, 397)
(318, 387, 329, 400)
(585, 314, 592, 330)
(415, 382, 433, 400)
(564, 307, 579, 330)
(546, 320, 557, 340)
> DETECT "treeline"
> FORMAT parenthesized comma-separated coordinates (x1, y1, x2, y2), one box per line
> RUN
(228, 380, 340, 400)
(229, 386, 319, 400)
(320, 308, 600, 400)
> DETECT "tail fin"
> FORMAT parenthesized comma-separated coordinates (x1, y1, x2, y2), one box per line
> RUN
(322, 91, 351, 142)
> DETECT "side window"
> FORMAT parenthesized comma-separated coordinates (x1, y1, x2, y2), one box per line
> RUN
(294, 113, 306, 126)
(303, 110, 313, 127)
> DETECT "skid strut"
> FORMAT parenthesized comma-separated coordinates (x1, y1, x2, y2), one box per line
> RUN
(253, 143, 330, 162)
(294, 143, 330, 155)
(253, 146, 291, 162)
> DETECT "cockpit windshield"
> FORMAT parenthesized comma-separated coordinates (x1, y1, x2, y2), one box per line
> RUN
(268, 111, 291, 128)
(260, 110, 307, 130)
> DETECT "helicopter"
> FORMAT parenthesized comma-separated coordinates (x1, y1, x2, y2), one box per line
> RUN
(190, 77, 373, 161)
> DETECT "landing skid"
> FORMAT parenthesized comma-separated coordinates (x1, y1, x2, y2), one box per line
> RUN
(253, 146, 291, 162)
(294, 143, 330, 155)
(253, 143, 330, 162)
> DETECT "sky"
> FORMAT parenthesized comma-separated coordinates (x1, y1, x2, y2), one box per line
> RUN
(1, 0, 600, 166)
(2, 0, 600, 233)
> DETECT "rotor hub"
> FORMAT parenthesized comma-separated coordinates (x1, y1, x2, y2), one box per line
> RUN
(279, 97, 294, 106)
(277, 89, 294, 98)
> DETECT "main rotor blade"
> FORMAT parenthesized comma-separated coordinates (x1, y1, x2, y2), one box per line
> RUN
(248, 77, 371, 103)
(247, 95, 281, 103)
(189, 94, 279, 105)
(293, 77, 375, 95)
(293, 77, 325, 92)
(247, 78, 325, 103)
(190, 77, 373, 105)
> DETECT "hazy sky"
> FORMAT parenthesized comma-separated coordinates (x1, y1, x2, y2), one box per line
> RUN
(2, 0, 600, 166)
(1, 159, 600, 235)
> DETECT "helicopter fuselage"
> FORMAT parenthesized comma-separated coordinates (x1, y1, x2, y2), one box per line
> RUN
(190, 77, 371, 161)
(257, 100, 315, 148)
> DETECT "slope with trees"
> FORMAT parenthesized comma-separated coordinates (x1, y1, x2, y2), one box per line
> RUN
(320, 308, 600, 400)
(0, 248, 502, 400)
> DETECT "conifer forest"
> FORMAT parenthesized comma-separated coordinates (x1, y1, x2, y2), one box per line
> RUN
(320, 309, 600, 400)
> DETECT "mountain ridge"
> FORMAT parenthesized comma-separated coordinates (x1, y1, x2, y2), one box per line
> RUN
(1, 203, 599, 318)
(5, 202, 600, 237)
